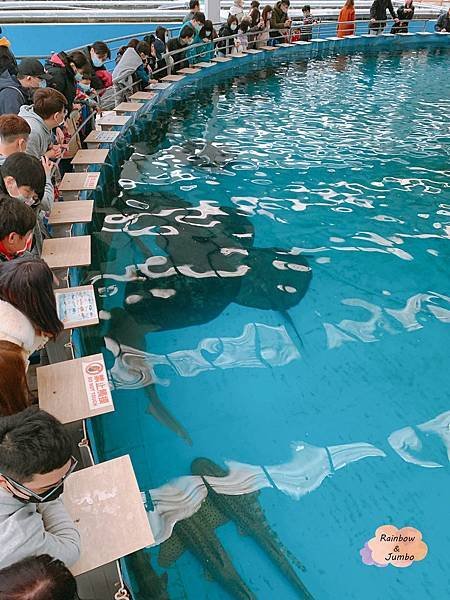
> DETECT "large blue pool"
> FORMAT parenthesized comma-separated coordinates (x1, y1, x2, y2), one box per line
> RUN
(81, 46, 450, 599)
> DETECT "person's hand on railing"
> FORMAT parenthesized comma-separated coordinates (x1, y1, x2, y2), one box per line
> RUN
(46, 145, 63, 160)
(41, 156, 54, 178)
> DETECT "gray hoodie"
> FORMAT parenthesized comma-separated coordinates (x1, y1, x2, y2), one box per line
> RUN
(0, 70, 31, 116)
(18, 104, 52, 160)
(0, 487, 81, 569)
(112, 47, 142, 85)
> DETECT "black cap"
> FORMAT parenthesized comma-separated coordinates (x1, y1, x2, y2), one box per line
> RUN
(17, 58, 52, 81)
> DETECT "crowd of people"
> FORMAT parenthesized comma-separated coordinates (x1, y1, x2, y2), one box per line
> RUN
(0, 2, 448, 596)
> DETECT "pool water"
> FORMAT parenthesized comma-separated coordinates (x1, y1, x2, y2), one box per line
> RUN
(82, 48, 450, 599)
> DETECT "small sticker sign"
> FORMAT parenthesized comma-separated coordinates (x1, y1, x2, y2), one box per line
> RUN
(56, 287, 98, 328)
(82, 358, 113, 411)
(360, 525, 428, 568)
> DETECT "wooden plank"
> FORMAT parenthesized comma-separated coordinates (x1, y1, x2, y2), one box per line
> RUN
(130, 91, 156, 101)
(243, 49, 263, 54)
(64, 456, 154, 576)
(211, 56, 233, 62)
(71, 150, 109, 166)
(259, 45, 279, 51)
(146, 82, 172, 90)
(161, 74, 186, 82)
(178, 67, 202, 74)
(38, 353, 115, 424)
(97, 114, 130, 127)
(83, 130, 120, 145)
(60, 172, 100, 192)
(277, 42, 296, 47)
(114, 102, 143, 113)
(55, 285, 99, 329)
(48, 201, 94, 226)
(42, 235, 91, 270)
(195, 61, 216, 67)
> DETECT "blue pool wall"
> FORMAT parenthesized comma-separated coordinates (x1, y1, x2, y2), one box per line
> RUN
(4, 19, 440, 57)
(67, 30, 450, 590)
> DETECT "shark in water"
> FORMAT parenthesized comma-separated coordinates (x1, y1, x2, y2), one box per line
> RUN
(125, 549, 170, 600)
(191, 458, 314, 600)
(158, 494, 256, 600)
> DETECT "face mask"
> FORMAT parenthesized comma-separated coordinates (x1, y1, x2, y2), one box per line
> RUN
(75, 71, 83, 81)
(12, 483, 65, 504)
(205, 31, 212, 37)
(187, 38, 194, 45)
(17, 194, 36, 207)
(267, 13, 272, 19)
(92, 54, 104, 68)
(16, 234, 33, 256)
(78, 82, 91, 92)
(39, 80, 47, 89)
(165, 33, 169, 42)
(231, 23, 238, 31)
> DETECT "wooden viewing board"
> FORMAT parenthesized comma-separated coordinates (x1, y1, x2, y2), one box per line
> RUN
(211, 56, 233, 63)
(130, 91, 156, 101)
(71, 149, 109, 167)
(232, 53, 247, 59)
(195, 61, 216, 68)
(55, 285, 99, 329)
(161, 74, 186, 82)
(178, 67, 202, 74)
(41, 236, 91, 270)
(84, 130, 120, 148)
(64, 456, 154, 576)
(59, 173, 100, 201)
(259, 45, 278, 51)
(37, 353, 115, 424)
(97, 114, 130, 131)
(243, 49, 263, 54)
(48, 201, 94, 226)
(146, 82, 172, 90)
(114, 102, 142, 114)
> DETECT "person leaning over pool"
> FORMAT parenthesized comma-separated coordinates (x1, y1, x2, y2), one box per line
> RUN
(218, 15, 239, 55)
(0, 257, 63, 366)
(0, 554, 78, 600)
(435, 7, 450, 32)
(270, 0, 292, 45)
(391, 0, 414, 33)
(167, 25, 196, 73)
(369, 0, 398, 35)
(0, 407, 80, 570)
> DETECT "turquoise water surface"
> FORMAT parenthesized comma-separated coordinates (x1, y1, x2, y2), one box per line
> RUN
(82, 48, 450, 599)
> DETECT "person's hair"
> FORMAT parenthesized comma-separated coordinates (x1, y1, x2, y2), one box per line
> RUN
(155, 26, 168, 42)
(136, 41, 151, 56)
(239, 19, 250, 33)
(0, 555, 77, 600)
(282, 0, 291, 6)
(262, 4, 273, 21)
(251, 0, 260, 7)
(302, 4, 310, 11)
(189, 0, 200, 9)
(0, 115, 31, 144)
(127, 38, 140, 49)
(1, 153, 46, 201)
(32, 88, 67, 121)
(0, 194, 36, 240)
(200, 20, 217, 39)
(193, 11, 206, 25)
(68, 50, 89, 69)
(344, 0, 354, 6)
(91, 40, 111, 59)
(227, 14, 239, 27)
(0, 257, 64, 338)
(180, 25, 195, 39)
(0, 341, 32, 417)
(0, 407, 72, 483)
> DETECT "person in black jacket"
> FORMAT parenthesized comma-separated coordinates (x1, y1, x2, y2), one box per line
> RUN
(218, 15, 239, 55)
(167, 25, 195, 73)
(369, 0, 398, 34)
(391, 0, 414, 33)
(435, 8, 450, 32)
(46, 51, 88, 112)
(82, 41, 111, 91)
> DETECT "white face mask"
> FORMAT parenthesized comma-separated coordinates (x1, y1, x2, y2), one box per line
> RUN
(231, 23, 238, 31)
(165, 33, 169, 42)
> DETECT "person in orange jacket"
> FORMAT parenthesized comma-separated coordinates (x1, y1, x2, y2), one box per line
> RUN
(337, 0, 356, 37)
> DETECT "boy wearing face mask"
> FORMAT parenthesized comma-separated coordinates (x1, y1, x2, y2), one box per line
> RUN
(195, 21, 216, 63)
(0, 407, 80, 570)
(18, 88, 67, 161)
(0, 58, 51, 117)
(186, 12, 207, 63)
(167, 26, 195, 73)
(0, 195, 36, 262)
(0, 114, 31, 166)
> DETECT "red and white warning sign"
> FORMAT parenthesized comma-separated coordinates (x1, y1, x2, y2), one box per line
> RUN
(82, 358, 113, 411)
